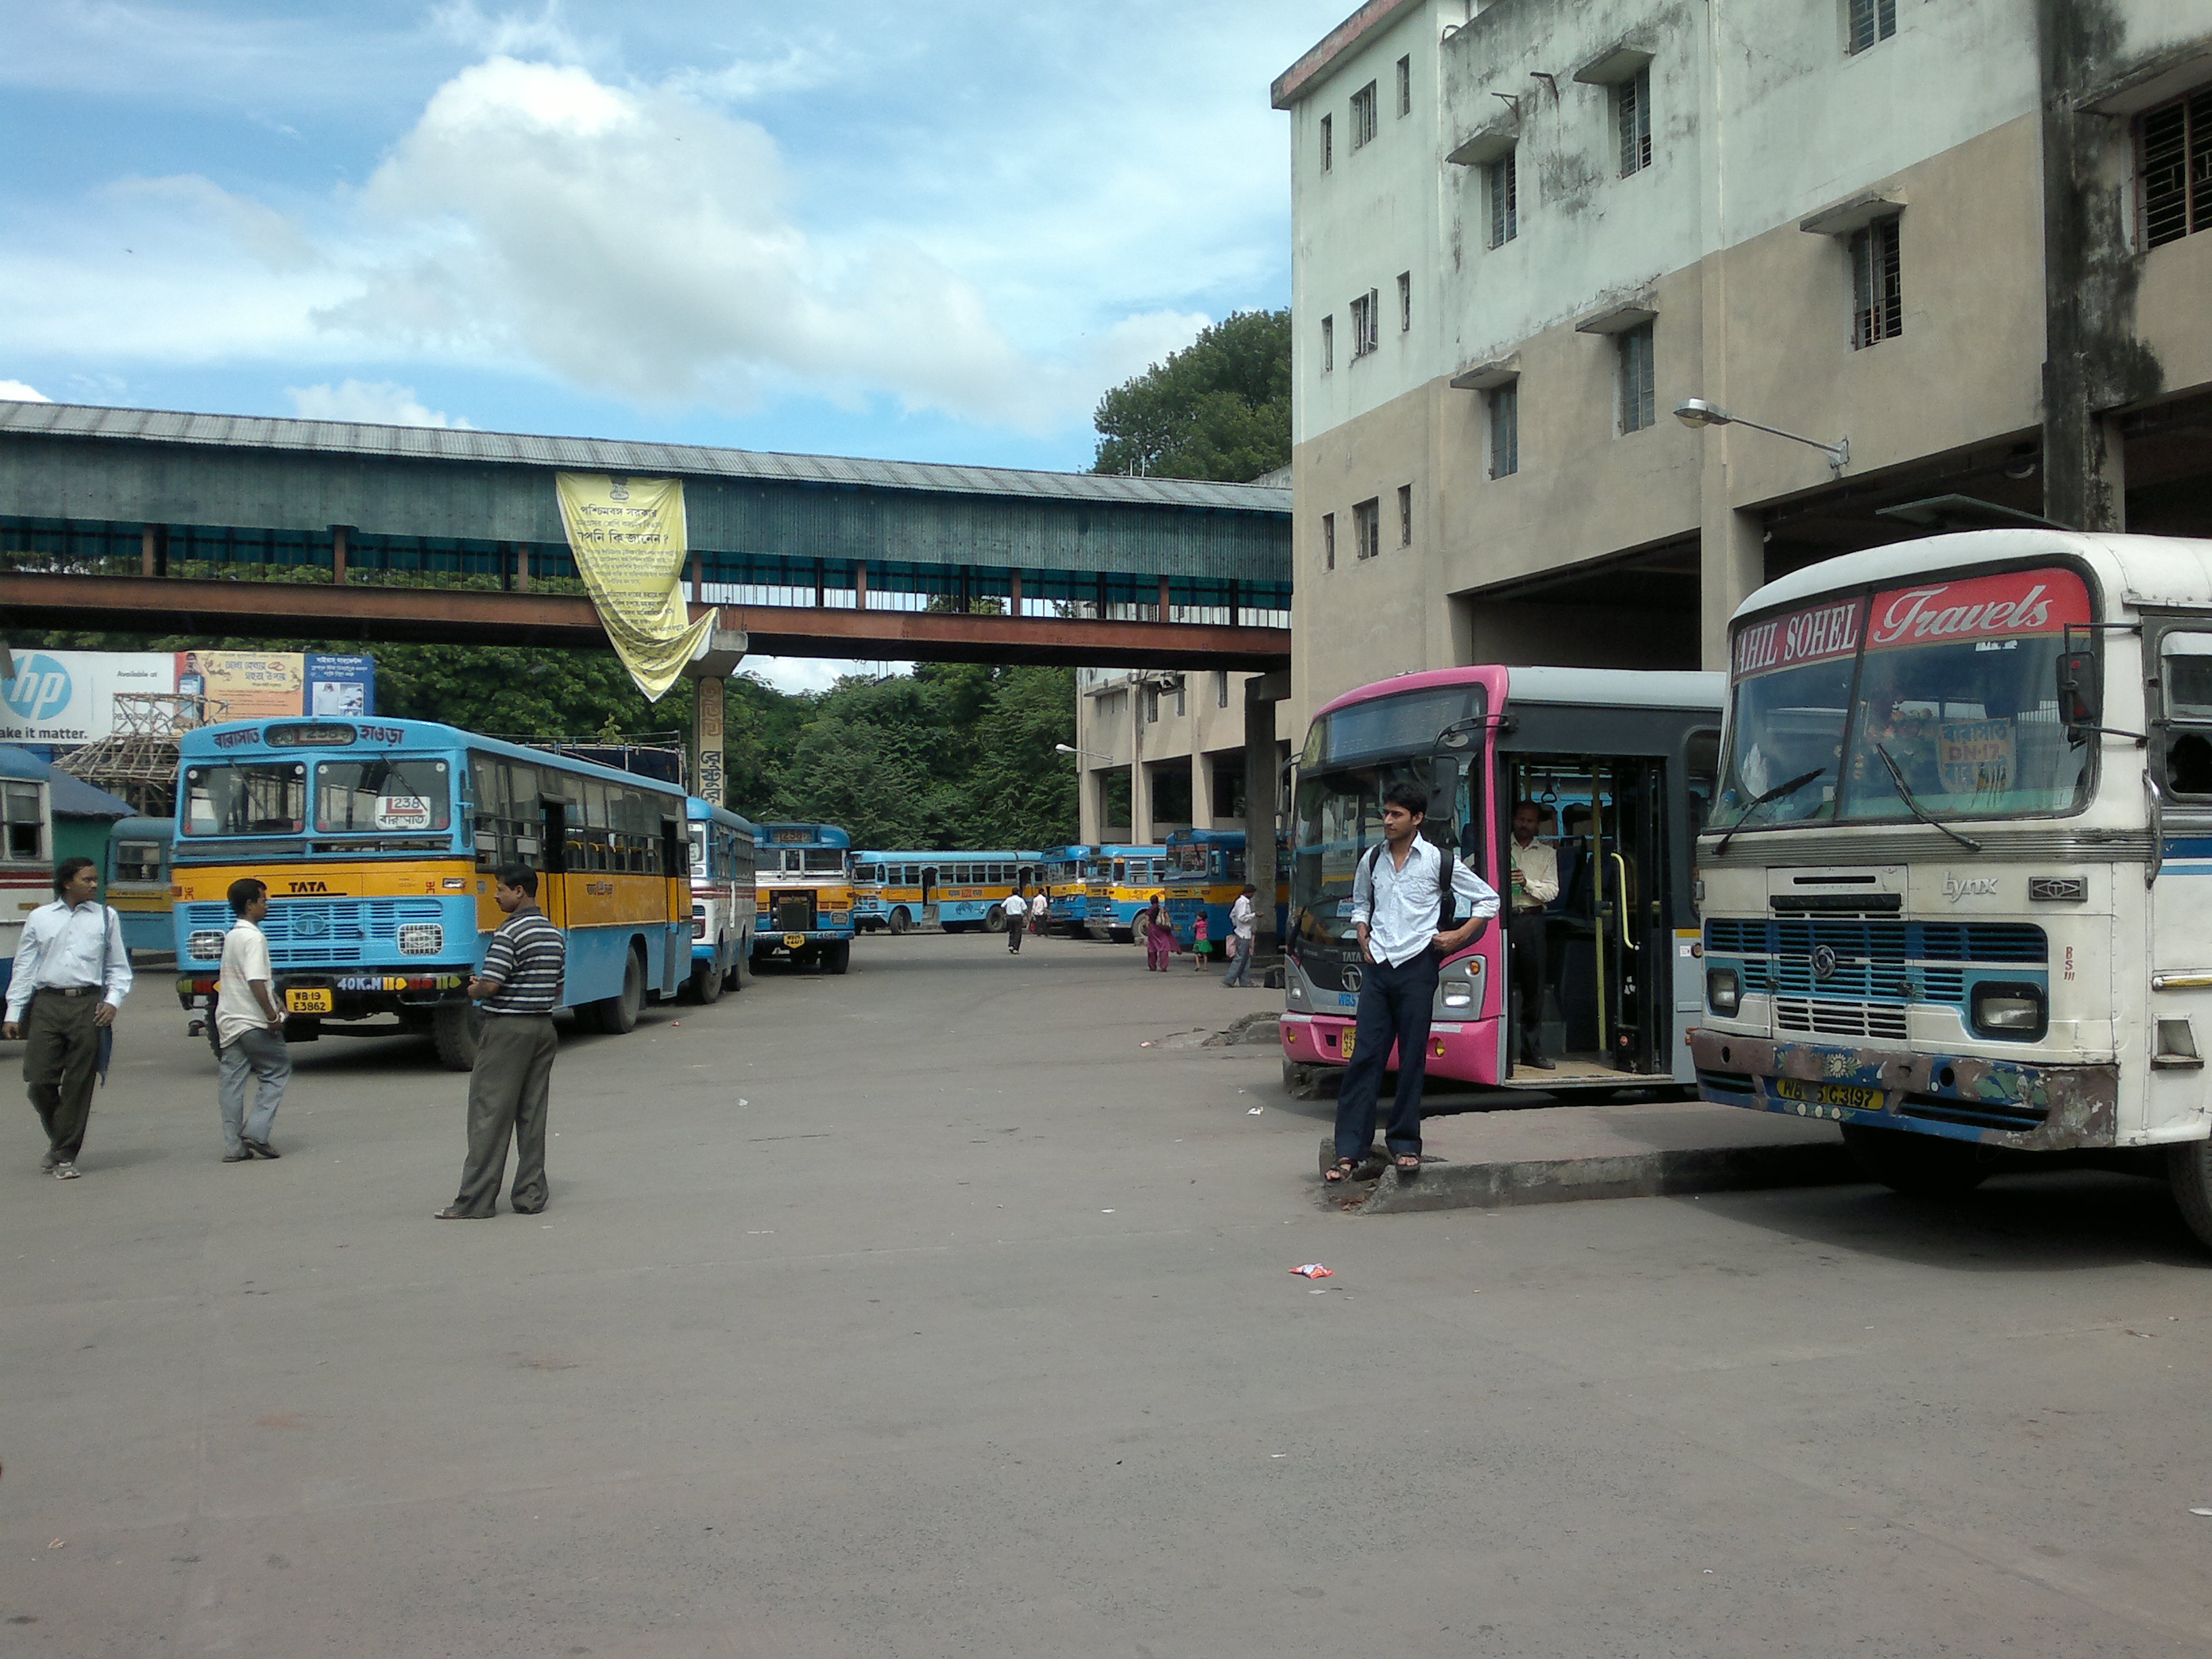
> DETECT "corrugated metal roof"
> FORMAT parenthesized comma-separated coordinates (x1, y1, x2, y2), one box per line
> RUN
(0, 400, 1290, 515)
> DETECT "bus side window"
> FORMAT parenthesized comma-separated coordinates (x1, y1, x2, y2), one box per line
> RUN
(2159, 632, 2212, 799)
(1684, 729, 1721, 835)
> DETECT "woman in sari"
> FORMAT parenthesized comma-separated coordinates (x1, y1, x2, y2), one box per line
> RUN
(1142, 895, 1175, 972)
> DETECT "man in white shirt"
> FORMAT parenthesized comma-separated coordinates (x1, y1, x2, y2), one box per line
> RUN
(1002, 890, 1028, 954)
(3, 857, 132, 1178)
(1326, 783, 1498, 1182)
(1029, 888, 1049, 938)
(216, 877, 290, 1162)
(1221, 884, 1258, 987)
(1508, 800, 1560, 1071)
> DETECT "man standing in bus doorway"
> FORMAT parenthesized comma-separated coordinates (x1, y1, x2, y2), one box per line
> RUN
(1508, 801, 1559, 1071)
(5, 857, 131, 1179)
(1326, 783, 1498, 1181)
(216, 877, 290, 1160)
(1222, 884, 1258, 987)
(1002, 889, 1028, 954)
(1029, 886, 1049, 940)
(435, 865, 566, 1220)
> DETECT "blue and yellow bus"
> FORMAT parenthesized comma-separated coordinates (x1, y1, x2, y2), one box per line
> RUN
(106, 815, 176, 958)
(1164, 828, 1288, 960)
(1038, 844, 1092, 935)
(170, 716, 691, 1069)
(846, 849, 1040, 935)
(1084, 844, 1166, 942)
(754, 823, 857, 972)
(686, 797, 757, 1002)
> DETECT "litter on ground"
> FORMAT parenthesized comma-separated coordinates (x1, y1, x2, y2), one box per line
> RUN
(1290, 1263, 1334, 1279)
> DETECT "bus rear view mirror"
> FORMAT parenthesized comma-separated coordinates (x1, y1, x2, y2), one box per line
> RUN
(2056, 647, 2100, 735)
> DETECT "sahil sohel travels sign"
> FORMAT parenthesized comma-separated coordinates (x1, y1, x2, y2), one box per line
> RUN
(554, 474, 718, 701)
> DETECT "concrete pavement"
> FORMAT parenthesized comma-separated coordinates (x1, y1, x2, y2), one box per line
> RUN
(4, 928, 2211, 1657)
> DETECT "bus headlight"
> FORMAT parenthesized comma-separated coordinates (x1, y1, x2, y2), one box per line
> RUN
(1971, 983, 2047, 1040)
(1706, 967, 1740, 1016)
(1441, 977, 1476, 1009)
(398, 923, 445, 956)
(188, 929, 226, 962)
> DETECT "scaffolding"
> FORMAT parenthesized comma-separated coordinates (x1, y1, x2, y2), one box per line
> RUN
(54, 691, 230, 817)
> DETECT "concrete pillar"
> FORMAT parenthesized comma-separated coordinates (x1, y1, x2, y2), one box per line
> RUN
(1243, 670, 1291, 968)
(1009, 568, 1022, 616)
(330, 525, 349, 586)
(140, 525, 156, 577)
(1698, 506, 1763, 672)
(855, 561, 869, 610)
(684, 629, 750, 804)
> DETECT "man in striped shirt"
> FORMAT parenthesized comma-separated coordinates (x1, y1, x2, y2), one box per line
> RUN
(435, 864, 567, 1220)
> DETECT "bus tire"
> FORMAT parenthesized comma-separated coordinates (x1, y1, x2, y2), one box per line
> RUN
(890, 907, 913, 935)
(1841, 1124, 1992, 1197)
(724, 941, 745, 991)
(588, 946, 645, 1034)
(690, 954, 724, 1005)
(2166, 1141, 2212, 1250)
(432, 1002, 485, 1071)
(825, 940, 851, 976)
(984, 908, 1007, 933)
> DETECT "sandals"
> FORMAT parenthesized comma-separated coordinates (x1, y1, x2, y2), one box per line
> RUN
(1395, 1154, 1422, 1174)
(1323, 1157, 1359, 1183)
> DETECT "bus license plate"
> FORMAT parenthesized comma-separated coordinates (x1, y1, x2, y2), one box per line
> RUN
(783, 932, 806, 949)
(1339, 1032, 1354, 1061)
(285, 988, 333, 1014)
(1773, 1077, 1881, 1112)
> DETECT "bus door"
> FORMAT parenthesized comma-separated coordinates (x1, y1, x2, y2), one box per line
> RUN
(1504, 756, 1670, 1078)
(920, 865, 939, 926)
(659, 815, 686, 990)
(538, 798, 571, 930)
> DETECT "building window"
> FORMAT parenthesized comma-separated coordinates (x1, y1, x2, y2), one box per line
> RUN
(1320, 113, 1333, 172)
(1351, 82, 1378, 148)
(1487, 382, 1519, 478)
(1847, 0, 1897, 53)
(1850, 216, 1904, 346)
(1486, 151, 1517, 247)
(1145, 687, 1159, 723)
(1396, 55, 1412, 117)
(1397, 484, 1412, 548)
(2141, 87, 2212, 249)
(1323, 512, 1336, 571)
(1351, 289, 1379, 357)
(1618, 323, 1656, 433)
(1174, 679, 1186, 718)
(1397, 272, 1411, 332)
(1216, 670, 1230, 708)
(1353, 497, 1380, 560)
(1616, 67, 1652, 177)
(1322, 314, 1334, 371)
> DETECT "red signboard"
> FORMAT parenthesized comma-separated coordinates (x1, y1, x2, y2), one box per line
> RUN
(1731, 596, 1867, 680)
(1864, 567, 2090, 651)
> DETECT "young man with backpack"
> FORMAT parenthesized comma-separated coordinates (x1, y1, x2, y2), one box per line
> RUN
(1326, 782, 1498, 1182)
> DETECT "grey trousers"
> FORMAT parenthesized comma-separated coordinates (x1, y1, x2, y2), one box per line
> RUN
(24, 990, 102, 1162)
(218, 1026, 291, 1154)
(451, 1014, 556, 1217)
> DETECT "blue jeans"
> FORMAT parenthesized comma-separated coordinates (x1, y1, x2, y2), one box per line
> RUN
(218, 1027, 291, 1153)
(1332, 948, 1440, 1162)
(1221, 934, 1254, 985)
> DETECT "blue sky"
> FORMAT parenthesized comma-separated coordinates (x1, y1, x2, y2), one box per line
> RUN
(2, 0, 1347, 474)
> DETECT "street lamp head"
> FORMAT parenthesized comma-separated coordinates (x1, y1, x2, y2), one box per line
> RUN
(1053, 743, 1078, 754)
(1674, 397, 1732, 430)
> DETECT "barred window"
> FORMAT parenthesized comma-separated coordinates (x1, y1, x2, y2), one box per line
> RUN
(1320, 113, 1333, 172)
(1397, 271, 1411, 332)
(1616, 68, 1652, 176)
(1321, 314, 1334, 372)
(2141, 86, 2212, 249)
(1618, 323, 1656, 434)
(1396, 56, 1412, 117)
(1397, 484, 1412, 548)
(1323, 512, 1336, 571)
(1486, 150, 1518, 247)
(1351, 82, 1378, 148)
(1487, 382, 1519, 478)
(1353, 498, 1380, 561)
(1847, 0, 1897, 54)
(1850, 216, 1904, 346)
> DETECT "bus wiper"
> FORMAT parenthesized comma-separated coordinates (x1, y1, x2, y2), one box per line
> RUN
(1713, 768, 1825, 855)
(1873, 744, 1982, 853)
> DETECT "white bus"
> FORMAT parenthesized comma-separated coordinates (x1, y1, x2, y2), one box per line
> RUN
(1692, 529, 2212, 1244)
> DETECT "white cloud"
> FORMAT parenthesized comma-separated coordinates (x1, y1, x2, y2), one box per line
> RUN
(740, 657, 904, 697)
(287, 379, 473, 428)
(0, 380, 50, 402)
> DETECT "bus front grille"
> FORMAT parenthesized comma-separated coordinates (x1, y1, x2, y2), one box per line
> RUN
(180, 898, 448, 966)
(1774, 997, 1910, 1041)
(775, 895, 816, 933)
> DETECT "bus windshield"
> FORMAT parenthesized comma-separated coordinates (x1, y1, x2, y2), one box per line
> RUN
(182, 762, 307, 836)
(1718, 565, 2094, 830)
(313, 757, 452, 834)
(1290, 760, 1464, 947)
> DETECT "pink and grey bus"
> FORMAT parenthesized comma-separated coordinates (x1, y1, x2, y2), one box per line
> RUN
(1279, 667, 1724, 1099)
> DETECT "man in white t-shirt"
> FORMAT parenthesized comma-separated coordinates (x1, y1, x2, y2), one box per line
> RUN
(216, 877, 291, 1162)
(1002, 890, 1028, 954)
(1029, 888, 1049, 938)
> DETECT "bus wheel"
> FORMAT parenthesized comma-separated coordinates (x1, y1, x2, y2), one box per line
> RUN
(589, 947, 645, 1033)
(690, 955, 724, 1005)
(724, 943, 745, 991)
(2165, 1142, 2212, 1250)
(1841, 1124, 1992, 1197)
(432, 1002, 485, 1071)
(984, 908, 1007, 933)
(890, 907, 913, 935)
(825, 940, 852, 976)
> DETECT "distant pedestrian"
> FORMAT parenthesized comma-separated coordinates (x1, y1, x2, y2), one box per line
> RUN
(1221, 884, 1258, 987)
(1191, 909, 1210, 969)
(435, 865, 565, 1221)
(1002, 889, 1027, 954)
(1326, 783, 1498, 1184)
(215, 877, 289, 1162)
(1143, 895, 1174, 970)
(3, 857, 131, 1179)
(1029, 888, 1049, 938)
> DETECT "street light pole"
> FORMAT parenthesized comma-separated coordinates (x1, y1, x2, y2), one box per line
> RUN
(1675, 397, 1849, 473)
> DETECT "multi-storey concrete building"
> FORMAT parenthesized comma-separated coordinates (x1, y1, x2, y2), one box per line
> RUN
(1072, 665, 1292, 844)
(1272, 0, 2212, 729)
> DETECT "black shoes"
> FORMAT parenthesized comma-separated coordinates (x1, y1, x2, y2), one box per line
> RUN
(1519, 1052, 1556, 1071)
(244, 1139, 280, 1159)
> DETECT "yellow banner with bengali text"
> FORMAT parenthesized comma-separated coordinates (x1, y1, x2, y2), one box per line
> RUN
(554, 472, 717, 702)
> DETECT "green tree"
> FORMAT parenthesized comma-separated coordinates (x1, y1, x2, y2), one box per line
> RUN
(1091, 308, 1292, 483)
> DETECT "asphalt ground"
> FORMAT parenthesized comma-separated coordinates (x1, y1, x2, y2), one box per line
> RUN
(4, 928, 2211, 1658)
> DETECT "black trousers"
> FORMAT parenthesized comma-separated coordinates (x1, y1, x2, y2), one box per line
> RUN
(1509, 909, 1548, 1060)
(24, 989, 102, 1162)
(1332, 949, 1441, 1162)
